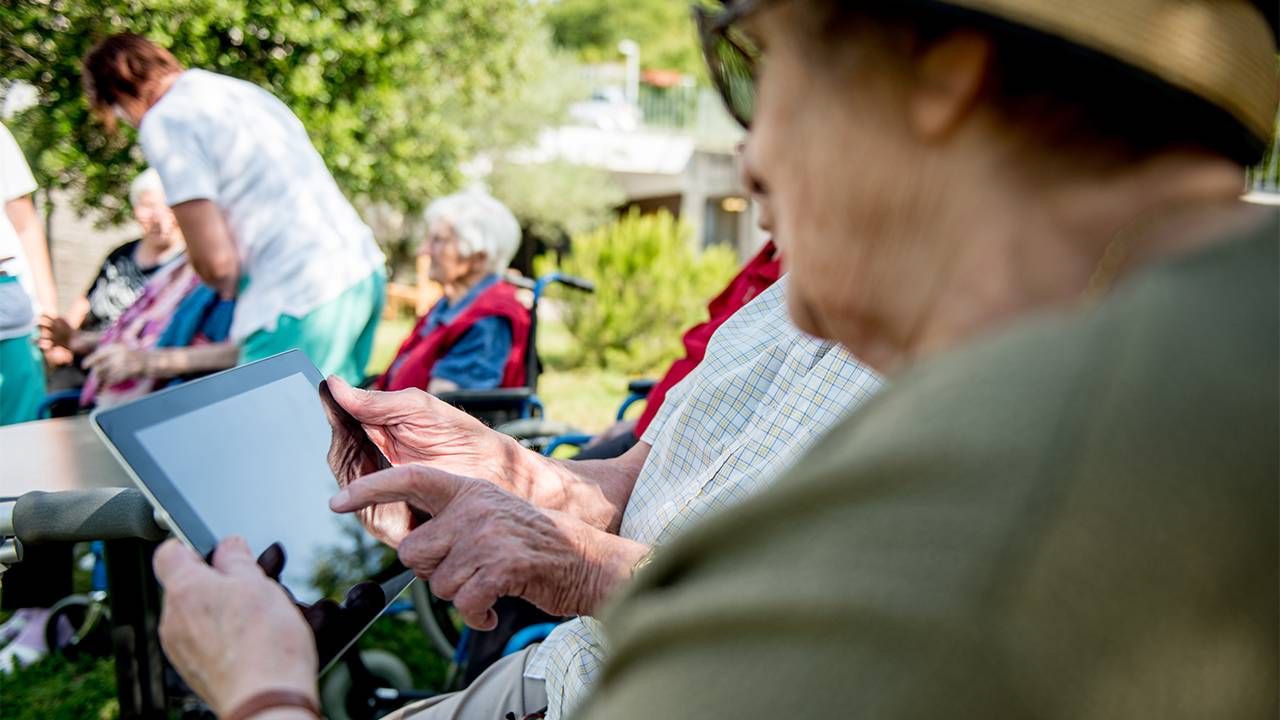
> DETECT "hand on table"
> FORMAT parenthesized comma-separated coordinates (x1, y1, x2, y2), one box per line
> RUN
(330, 465, 648, 629)
(153, 537, 318, 716)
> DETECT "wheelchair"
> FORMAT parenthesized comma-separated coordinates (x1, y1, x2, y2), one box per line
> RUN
(425, 272, 595, 453)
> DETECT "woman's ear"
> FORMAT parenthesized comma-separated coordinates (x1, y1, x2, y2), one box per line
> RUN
(907, 30, 992, 141)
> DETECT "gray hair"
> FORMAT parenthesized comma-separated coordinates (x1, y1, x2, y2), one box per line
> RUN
(128, 168, 166, 207)
(424, 191, 521, 274)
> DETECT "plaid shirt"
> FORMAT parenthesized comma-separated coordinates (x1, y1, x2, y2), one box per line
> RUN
(523, 277, 882, 719)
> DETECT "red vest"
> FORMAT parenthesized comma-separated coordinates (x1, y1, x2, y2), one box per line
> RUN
(376, 280, 531, 392)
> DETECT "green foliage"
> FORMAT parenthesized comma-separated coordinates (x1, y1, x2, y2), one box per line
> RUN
(535, 209, 738, 373)
(488, 159, 624, 250)
(545, 0, 703, 76)
(0, 0, 550, 223)
(0, 652, 119, 720)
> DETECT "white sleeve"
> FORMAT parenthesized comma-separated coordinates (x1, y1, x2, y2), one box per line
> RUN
(138, 111, 218, 205)
(0, 123, 38, 203)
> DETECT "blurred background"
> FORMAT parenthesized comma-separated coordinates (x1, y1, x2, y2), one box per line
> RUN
(0, 0, 767, 437)
(1, 2, 1277, 716)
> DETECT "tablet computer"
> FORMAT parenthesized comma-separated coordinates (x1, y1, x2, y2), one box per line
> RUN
(91, 350, 415, 673)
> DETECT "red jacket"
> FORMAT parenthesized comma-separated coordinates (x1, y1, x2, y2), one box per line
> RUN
(376, 280, 531, 392)
(635, 241, 782, 435)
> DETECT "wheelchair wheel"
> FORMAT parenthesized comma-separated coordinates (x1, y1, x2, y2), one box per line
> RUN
(321, 649, 414, 720)
(493, 418, 582, 454)
(44, 593, 112, 659)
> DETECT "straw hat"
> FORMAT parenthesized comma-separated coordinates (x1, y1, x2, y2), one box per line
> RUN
(936, 0, 1278, 147)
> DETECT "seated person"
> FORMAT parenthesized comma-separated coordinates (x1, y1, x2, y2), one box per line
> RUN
(72, 169, 185, 333)
(149, 265, 884, 720)
(43, 253, 235, 408)
(84, 258, 235, 408)
(40, 168, 185, 386)
(375, 191, 528, 394)
(147, 2, 1276, 720)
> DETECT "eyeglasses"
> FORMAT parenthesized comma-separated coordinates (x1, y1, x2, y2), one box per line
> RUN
(693, 0, 768, 129)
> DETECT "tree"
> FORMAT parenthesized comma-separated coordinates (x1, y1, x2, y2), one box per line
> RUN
(0, 0, 549, 224)
(545, 0, 703, 76)
(488, 159, 624, 250)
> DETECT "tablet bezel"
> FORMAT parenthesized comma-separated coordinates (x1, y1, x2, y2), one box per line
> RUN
(91, 350, 414, 674)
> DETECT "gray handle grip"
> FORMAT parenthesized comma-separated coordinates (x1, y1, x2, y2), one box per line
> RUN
(13, 489, 167, 544)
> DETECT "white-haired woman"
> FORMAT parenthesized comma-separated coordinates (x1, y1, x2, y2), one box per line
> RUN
(40, 168, 185, 366)
(45, 168, 185, 348)
(375, 190, 529, 393)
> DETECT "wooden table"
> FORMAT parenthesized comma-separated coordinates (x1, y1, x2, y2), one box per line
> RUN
(0, 415, 130, 496)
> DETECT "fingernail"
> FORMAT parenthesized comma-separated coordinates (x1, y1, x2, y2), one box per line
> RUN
(330, 489, 350, 509)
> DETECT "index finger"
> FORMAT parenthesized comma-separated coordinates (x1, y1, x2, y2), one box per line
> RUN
(211, 535, 268, 580)
(330, 464, 467, 517)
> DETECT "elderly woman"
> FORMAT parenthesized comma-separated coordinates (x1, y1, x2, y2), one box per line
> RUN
(147, 0, 1276, 718)
(375, 191, 529, 394)
(41, 169, 184, 365)
(82, 34, 386, 384)
(39, 168, 236, 408)
(45, 169, 185, 345)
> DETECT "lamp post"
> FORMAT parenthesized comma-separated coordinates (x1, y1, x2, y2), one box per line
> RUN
(618, 39, 640, 107)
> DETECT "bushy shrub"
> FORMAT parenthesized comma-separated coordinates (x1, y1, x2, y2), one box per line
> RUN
(536, 209, 738, 373)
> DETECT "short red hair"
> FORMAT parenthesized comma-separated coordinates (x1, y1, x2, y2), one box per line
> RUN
(82, 33, 182, 129)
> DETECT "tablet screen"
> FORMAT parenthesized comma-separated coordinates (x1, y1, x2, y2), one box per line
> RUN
(135, 372, 354, 603)
(93, 351, 414, 671)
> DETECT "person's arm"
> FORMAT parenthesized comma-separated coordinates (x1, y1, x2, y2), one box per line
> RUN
(142, 342, 240, 378)
(171, 200, 239, 299)
(325, 376, 650, 535)
(331, 465, 654, 626)
(39, 315, 102, 355)
(152, 538, 319, 718)
(83, 342, 238, 387)
(64, 296, 91, 330)
(6, 194, 56, 316)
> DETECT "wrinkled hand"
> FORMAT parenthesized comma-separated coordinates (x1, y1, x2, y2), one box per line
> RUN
(323, 376, 558, 546)
(153, 537, 318, 716)
(321, 379, 422, 548)
(331, 466, 644, 629)
(84, 344, 146, 385)
(325, 376, 522, 479)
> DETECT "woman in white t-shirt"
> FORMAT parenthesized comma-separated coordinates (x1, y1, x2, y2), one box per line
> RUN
(82, 34, 387, 383)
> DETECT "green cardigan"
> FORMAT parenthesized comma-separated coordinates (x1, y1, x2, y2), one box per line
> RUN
(578, 207, 1278, 720)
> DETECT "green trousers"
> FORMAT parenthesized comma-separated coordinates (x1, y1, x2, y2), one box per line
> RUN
(0, 333, 45, 425)
(240, 270, 386, 384)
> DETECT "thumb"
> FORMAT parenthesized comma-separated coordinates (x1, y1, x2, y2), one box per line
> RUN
(327, 374, 411, 422)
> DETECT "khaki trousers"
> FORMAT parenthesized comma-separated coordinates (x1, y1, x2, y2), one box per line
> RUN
(384, 645, 547, 720)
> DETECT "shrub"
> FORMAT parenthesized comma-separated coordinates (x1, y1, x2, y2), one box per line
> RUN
(536, 209, 738, 373)
(0, 652, 118, 720)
